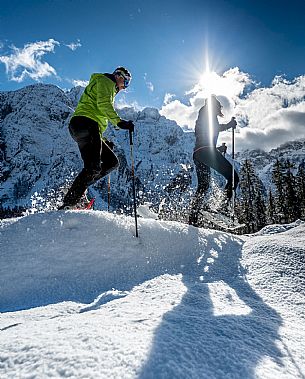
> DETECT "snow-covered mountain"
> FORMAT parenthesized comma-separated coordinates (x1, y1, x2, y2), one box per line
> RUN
(0, 83, 304, 215)
(236, 139, 305, 189)
(0, 84, 194, 217)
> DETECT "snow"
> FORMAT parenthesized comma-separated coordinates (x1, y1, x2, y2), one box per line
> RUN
(0, 212, 304, 378)
(137, 203, 159, 219)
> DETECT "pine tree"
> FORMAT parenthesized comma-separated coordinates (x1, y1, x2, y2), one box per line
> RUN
(255, 189, 267, 230)
(266, 188, 277, 224)
(271, 159, 286, 223)
(296, 161, 305, 219)
(282, 159, 299, 222)
(237, 159, 266, 233)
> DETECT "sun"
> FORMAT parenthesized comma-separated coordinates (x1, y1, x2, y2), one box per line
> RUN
(199, 70, 220, 96)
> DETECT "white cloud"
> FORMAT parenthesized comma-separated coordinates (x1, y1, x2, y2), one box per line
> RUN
(144, 73, 154, 92)
(164, 93, 175, 105)
(228, 76, 305, 152)
(160, 68, 305, 151)
(66, 40, 82, 51)
(115, 95, 143, 111)
(72, 79, 88, 87)
(160, 67, 252, 131)
(0, 39, 59, 82)
(187, 67, 252, 100)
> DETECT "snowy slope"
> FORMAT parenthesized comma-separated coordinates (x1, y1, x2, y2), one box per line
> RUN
(0, 212, 304, 378)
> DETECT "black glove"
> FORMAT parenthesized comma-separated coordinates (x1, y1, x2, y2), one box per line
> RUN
(117, 120, 134, 132)
(227, 117, 237, 130)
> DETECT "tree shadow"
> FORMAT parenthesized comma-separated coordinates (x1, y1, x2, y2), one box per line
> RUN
(138, 229, 284, 379)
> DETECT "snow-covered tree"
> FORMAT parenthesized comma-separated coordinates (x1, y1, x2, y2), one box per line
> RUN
(266, 188, 276, 225)
(236, 159, 266, 233)
(282, 160, 299, 222)
(296, 161, 305, 219)
(271, 159, 286, 222)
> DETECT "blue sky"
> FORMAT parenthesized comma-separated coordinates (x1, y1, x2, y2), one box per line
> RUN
(1, 0, 305, 111)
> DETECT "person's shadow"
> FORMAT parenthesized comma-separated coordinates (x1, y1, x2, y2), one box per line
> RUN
(138, 229, 285, 379)
(1, 213, 292, 378)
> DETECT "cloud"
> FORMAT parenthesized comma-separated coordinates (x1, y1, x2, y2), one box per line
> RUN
(115, 95, 143, 111)
(160, 68, 305, 151)
(227, 77, 305, 152)
(0, 39, 59, 82)
(160, 67, 252, 130)
(144, 73, 154, 92)
(164, 93, 175, 105)
(187, 67, 252, 100)
(65, 40, 82, 51)
(72, 79, 88, 87)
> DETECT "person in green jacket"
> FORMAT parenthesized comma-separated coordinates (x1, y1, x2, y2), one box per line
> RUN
(59, 66, 134, 209)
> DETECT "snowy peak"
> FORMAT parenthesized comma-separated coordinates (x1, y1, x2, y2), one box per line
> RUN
(1, 83, 305, 216)
(117, 106, 162, 122)
(137, 107, 161, 121)
(0, 84, 194, 213)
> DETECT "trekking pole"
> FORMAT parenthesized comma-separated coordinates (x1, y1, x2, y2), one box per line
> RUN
(231, 123, 236, 225)
(129, 130, 139, 237)
(107, 174, 111, 212)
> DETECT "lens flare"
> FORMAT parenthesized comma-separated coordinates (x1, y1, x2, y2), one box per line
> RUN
(207, 92, 214, 146)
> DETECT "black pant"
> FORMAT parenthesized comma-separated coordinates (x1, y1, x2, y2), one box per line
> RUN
(189, 147, 239, 225)
(188, 159, 211, 225)
(193, 146, 239, 198)
(62, 116, 119, 206)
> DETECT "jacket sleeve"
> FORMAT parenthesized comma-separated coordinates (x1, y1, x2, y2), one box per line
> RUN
(219, 119, 236, 132)
(219, 123, 229, 132)
(96, 76, 121, 126)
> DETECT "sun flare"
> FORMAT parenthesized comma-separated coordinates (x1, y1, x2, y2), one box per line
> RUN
(199, 70, 220, 96)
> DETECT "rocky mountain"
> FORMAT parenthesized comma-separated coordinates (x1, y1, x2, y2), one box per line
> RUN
(0, 84, 195, 219)
(0, 84, 304, 218)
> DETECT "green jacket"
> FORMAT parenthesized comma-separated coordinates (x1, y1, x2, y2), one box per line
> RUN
(72, 73, 121, 136)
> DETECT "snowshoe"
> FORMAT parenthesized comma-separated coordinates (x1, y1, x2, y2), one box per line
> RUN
(58, 191, 95, 211)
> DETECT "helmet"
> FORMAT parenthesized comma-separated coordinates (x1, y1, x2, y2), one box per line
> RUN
(210, 95, 224, 116)
(113, 66, 132, 87)
(210, 94, 221, 107)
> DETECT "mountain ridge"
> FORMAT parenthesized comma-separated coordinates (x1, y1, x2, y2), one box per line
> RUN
(0, 83, 304, 214)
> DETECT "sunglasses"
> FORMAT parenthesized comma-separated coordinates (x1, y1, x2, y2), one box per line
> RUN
(119, 72, 131, 88)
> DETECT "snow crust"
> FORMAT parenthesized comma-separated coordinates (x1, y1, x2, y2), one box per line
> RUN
(0, 212, 304, 378)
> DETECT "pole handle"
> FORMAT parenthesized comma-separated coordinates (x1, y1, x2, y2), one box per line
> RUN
(129, 130, 133, 146)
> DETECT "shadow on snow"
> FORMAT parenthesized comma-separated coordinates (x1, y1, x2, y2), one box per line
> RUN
(0, 212, 284, 378)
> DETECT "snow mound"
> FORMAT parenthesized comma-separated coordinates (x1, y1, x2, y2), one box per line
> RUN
(242, 222, 305, 313)
(0, 210, 243, 312)
(252, 220, 304, 236)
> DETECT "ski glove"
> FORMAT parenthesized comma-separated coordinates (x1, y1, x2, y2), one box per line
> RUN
(117, 120, 134, 132)
(227, 117, 237, 130)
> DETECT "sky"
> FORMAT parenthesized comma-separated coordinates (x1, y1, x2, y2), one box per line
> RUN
(1, 0, 305, 150)
(0, 211, 304, 377)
